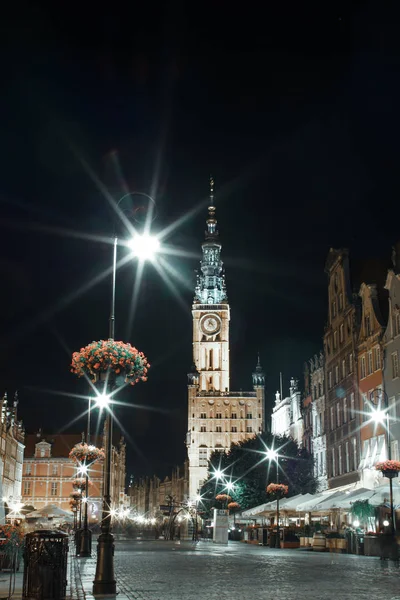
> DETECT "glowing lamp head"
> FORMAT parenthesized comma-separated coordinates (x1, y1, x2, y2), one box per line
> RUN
(95, 393, 111, 409)
(353, 520, 360, 528)
(128, 233, 160, 261)
(213, 469, 223, 480)
(78, 464, 88, 476)
(265, 448, 278, 461)
(225, 481, 234, 492)
(371, 408, 386, 424)
(383, 519, 390, 527)
(195, 494, 202, 503)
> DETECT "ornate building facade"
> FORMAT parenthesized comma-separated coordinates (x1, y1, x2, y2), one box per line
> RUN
(324, 249, 360, 489)
(0, 392, 25, 506)
(271, 378, 303, 446)
(383, 245, 400, 462)
(22, 431, 126, 520)
(357, 283, 386, 488)
(186, 180, 265, 498)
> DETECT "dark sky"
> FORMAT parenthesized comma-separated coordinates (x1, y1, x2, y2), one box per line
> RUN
(0, 1, 399, 480)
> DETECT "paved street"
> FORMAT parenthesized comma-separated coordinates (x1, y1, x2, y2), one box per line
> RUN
(83, 540, 400, 600)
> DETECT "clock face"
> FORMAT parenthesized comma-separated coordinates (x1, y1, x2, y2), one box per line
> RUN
(201, 315, 220, 335)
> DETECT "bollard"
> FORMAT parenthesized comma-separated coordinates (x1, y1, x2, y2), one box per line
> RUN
(23, 530, 68, 600)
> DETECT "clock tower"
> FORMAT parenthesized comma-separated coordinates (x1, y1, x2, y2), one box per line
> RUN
(186, 178, 265, 498)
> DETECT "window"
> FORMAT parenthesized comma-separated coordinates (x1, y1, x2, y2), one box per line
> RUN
(246, 413, 253, 419)
(319, 383, 322, 397)
(391, 440, 399, 462)
(246, 426, 253, 433)
(330, 407, 335, 430)
(340, 324, 344, 343)
(368, 351, 373, 376)
(209, 349, 213, 369)
(332, 449, 336, 477)
(339, 292, 343, 311)
(338, 445, 342, 475)
(231, 427, 237, 433)
(350, 393, 355, 420)
(333, 330, 338, 350)
(328, 371, 332, 389)
(51, 482, 58, 496)
(313, 385, 317, 400)
(396, 312, 400, 336)
(231, 413, 237, 419)
(343, 397, 348, 423)
(40, 448, 46, 457)
(200, 413, 207, 419)
(392, 352, 399, 379)
(315, 453, 319, 476)
(25, 464, 32, 475)
(374, 346, 381, 370)
(342, 359, 346, 379)
(200, 426, 206, 432)
(336, 402, 341, 428)
(52, 464, 58, 475)
(216, 413, 222, 419)
(365, 315, 371, 336)
(332, 301, 336, 319)
(199, 447, 208, 467)
(345, 442, 350, 473)
(352, 437, 357, 471)
(319, 412, 323, 434)
(360, 355, 366, 379)
(215, 426, 222, 433)
(23, 481, 31, 495)
(362, 394, 368, 421)
(335, 365, 339, 385)
(349, 353, 353, 373)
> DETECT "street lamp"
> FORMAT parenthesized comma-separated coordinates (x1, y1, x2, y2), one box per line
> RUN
(265, 448, 280, 548)
(369, 388, 395, 535)
(92, 226, 159, 597)
(78, 395, 93, 557)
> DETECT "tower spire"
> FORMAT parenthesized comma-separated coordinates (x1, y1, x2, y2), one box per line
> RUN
(194, 176, 228, 305)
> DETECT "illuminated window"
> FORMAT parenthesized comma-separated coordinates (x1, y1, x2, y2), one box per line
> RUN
(343, 398, 348, 423)
(51, 482, 58, 496)
(350, 393, 355, 420)
(340, 324, 344, 343)
(368, 351, 373, 375)
(23, 481, 31, 495)
(360, 355, 366, 379)
(25, 464, 32, 475)
(392, 352, 399, 379)
(52, 464, 58, 475)
(199, 447, 208, 467)
(374, 346, 381, 370)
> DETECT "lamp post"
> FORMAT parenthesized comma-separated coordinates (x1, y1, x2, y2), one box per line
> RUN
(369, 388, 395, 535)
(92, 229, 159, 596)
(79, 397, 91, 557)
(265, 448, 280, 549)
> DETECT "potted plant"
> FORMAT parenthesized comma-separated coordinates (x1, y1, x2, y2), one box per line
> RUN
(69, 443, 105, 464)
(375, 460, 400, 479)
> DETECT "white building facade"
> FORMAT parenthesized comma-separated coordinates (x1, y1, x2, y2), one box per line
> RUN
(186, 179, 265, 498)
(271, 378, 303, 446)
(309, 353, 328, 491)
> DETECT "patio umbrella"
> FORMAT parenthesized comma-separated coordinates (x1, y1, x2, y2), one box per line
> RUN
(25, 504, 72, 519)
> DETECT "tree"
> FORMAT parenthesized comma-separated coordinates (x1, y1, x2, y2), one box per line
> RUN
(199, 432, 317, 514)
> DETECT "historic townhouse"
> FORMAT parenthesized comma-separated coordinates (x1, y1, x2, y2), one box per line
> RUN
(129, 462, 189, 516)
(0, 392, 25, 504)
(309, 353, 327, 491)
(383, 244, 400, 461)
(324, 249, 360, 489)
(357, 282, 387, 488)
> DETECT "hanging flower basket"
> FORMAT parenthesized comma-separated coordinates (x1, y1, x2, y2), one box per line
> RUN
(71, 339, 150, 386)
(215, 494, 232, 503)
(227, 501, 240, 512)
(72, 478, 93, 490)
(69, 443, 105, 464)
(69, 498, 79, 510)
(266, 483, 289, 497)
(375, 460, 400, 478)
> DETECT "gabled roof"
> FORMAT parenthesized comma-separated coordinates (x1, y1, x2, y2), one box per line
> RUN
(24, 433, 102, 458)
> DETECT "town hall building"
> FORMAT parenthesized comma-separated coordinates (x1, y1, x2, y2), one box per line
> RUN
(186, 179, 265, 498)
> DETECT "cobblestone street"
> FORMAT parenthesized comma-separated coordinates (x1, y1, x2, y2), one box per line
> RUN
(75, 540, 400, 600)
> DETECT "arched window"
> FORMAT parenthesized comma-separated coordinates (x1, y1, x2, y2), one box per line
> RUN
(209, 349, 214, 370)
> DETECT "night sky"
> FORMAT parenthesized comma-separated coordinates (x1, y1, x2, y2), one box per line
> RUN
(0, 2, 399, 480)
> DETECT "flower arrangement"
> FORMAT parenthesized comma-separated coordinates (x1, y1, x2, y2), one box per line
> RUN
(70, 491, 82, 500)
(69, 444, 105, 464)
(72, 478, 93, 490)
(0, 524, 24, 562)
(227, 501, 240, 512)
(375, 460, 400, 473)
(69, 498, 79, 510)
(71, 339, 150, 385)
(215, 494, 232, 503)
(266, 483, 289, 496)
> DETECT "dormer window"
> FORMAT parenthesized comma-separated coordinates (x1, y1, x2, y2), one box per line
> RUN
(35, 441, 51, 459)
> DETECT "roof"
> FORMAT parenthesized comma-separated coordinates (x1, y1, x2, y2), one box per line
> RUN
(24, 433, 102, 458)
